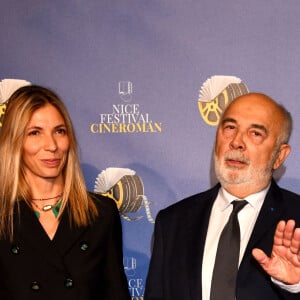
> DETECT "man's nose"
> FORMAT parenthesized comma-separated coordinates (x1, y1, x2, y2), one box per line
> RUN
(229, 132, 245, 150)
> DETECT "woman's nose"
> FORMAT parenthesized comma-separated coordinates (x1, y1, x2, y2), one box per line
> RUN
(44, 135, 58, 151)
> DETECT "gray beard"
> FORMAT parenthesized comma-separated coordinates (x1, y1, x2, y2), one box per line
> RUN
(214, 149, 277, 188)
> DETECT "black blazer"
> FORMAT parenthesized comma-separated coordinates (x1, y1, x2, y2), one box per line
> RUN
(145, 180, 300, 300)
(0, 193, 130, 300)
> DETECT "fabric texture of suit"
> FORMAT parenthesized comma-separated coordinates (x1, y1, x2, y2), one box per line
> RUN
(145, 180, 300, 300)
(0, 193, 130, 300)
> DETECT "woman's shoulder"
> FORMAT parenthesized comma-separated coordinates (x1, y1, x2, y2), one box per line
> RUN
(88, 192, 119, 214)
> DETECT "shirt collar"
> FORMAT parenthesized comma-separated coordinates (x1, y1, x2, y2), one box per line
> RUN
(219, 183, 271, 210)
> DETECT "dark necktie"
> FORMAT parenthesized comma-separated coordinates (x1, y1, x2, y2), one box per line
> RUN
(210, 200, 248, 300)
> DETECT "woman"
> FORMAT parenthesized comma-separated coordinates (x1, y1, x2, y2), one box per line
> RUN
(0, 85, 130, 300)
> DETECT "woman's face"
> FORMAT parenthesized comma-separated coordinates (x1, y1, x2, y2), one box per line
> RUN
(22, 104, 70, 184)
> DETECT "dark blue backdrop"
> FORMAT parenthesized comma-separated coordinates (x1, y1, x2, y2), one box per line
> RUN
(2, 1, 300, 297)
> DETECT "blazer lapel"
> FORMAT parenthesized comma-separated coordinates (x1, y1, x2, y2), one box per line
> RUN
(16, 201, 87, 271)
(187, 184, 220, 300)
(16, 201, 67, 271)
(242, 180, 284, 260)
(52, 209, 87, 255)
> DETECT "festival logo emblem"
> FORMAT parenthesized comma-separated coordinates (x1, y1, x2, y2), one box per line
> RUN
(0, 79, 31, 126)
(123, 255, 145, 299)
(123, 256, 137, 277)
(94, 167, 155, 223)
(90, 81, 162, 134)
(197, 75, 249, 126)
(119, 81, 133, 102)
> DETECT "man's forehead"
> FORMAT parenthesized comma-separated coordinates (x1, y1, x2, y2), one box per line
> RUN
(221, 116, 267, 130)
(222, 98, 275, 121)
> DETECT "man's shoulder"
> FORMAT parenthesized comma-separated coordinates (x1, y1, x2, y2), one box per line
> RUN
(158, 184, 220, 217)
(280, 187, 300, 198)
(270, 180, 300, 201)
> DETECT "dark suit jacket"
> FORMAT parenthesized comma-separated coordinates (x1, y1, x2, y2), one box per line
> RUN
(0, 193, 130, 300)
(145, 180, 300, 300)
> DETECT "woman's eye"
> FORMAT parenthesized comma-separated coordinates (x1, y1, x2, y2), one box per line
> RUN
(56, 128, 66, 134)
(28, 130, 39, 136)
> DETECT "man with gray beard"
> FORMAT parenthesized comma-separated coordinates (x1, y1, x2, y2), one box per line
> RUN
(145, 93, 300, 300)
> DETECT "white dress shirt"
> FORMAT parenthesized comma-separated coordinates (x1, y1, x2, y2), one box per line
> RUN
(201, 185, 300, 300)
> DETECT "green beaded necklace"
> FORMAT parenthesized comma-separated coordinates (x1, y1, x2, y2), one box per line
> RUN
(33, 200, 62, 218)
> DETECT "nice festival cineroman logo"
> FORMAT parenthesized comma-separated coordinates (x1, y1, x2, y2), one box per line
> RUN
(90, 81, 162, 134)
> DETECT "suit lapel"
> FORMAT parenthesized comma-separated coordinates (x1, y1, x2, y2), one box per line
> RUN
(242, 180, 284, 260)
(179, 180, 284, 299)
(186, 184, 220, 300)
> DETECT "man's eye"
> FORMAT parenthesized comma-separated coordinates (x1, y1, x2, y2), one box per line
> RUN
(252, 131, 262, 137)
(224, 125, 236, 130)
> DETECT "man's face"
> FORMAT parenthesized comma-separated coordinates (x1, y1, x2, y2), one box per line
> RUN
(214, 94, 289, 194)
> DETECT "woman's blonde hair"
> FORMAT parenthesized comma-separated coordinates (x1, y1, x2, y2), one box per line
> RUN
(0, 85, 98, 240)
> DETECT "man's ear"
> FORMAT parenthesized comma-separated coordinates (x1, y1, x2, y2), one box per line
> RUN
(273, 144, 291, 170)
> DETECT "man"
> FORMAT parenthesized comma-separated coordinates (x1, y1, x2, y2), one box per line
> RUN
(145, 93, 300, 300)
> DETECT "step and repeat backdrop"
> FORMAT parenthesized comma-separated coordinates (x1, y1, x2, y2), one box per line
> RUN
(2, 1, 300, 298)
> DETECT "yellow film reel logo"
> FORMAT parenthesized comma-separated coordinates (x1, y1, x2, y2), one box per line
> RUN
(198, 82, 249, 126)
(0, 79, 31, 127)
(0, 102, 7, 127)
(99, 174, 154, 222)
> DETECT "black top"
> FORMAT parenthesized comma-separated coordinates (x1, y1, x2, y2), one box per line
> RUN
(0, 193, 130, 300)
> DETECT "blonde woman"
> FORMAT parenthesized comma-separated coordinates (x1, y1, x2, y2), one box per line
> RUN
(0, 85, 130, 300)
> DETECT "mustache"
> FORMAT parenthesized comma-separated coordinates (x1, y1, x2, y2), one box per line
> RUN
(224, 151, 250, 165)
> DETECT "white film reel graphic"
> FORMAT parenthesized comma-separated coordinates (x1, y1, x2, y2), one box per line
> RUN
(94, 169, 155, 223)
(0, 78, 31, 127)
(197, 76, 249, 126)
(140, 195, 154, 223)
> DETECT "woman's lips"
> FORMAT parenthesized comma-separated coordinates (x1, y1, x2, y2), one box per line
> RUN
(41, 159, 61, 167)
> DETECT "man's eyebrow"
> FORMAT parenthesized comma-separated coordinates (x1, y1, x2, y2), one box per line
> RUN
(250, 123, 268, 134)
(221, 117, 237, 125)
(221, 118, 268, 134)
